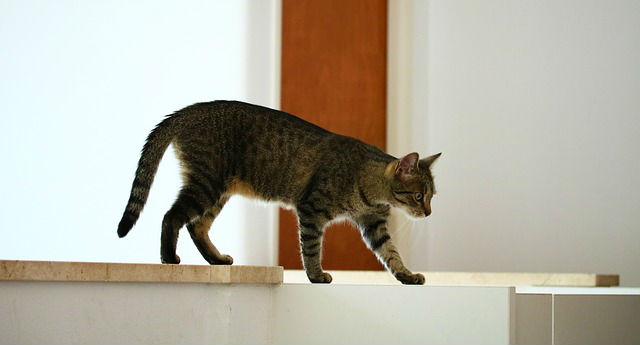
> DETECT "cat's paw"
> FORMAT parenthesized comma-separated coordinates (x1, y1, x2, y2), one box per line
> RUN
(395, 272, 425, 285)
(308, 272, 333, 284)
(161, 254, 181, 264)
(217, 254, 233, 265)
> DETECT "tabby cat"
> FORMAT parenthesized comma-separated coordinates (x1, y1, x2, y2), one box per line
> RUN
(117, 101, 440, 284)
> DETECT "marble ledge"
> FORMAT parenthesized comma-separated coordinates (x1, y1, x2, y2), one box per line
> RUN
(0, 260, 283, 284)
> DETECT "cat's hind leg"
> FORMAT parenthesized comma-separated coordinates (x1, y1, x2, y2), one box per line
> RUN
(161, 187, 211, 264)
(186, 196, 233, 265)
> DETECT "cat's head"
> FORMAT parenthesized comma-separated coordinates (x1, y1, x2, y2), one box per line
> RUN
(387, 152, 441, 218)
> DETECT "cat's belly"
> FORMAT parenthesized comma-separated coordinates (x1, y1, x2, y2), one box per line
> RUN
(226, 178, 261, 199)
(224, 177, 296, 207)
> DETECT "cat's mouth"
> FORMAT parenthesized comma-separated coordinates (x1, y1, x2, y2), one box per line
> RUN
(407, 209, 430, 218)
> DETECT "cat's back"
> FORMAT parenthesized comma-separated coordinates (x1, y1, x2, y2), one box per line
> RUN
(172, 101, 393, 162)
(174, 100, 330, 138)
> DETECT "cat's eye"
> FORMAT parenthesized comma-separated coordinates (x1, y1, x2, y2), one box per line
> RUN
(415, 192, 423, 201)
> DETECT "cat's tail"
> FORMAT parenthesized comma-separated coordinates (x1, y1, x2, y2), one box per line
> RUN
(117, 115, 177, 238)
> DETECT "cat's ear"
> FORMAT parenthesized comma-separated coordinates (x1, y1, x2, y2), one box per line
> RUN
(420, 152, 442, 169)
(395, 152, 420, 180)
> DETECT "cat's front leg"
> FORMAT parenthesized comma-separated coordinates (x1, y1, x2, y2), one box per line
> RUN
(297, 217, 332, 283)
(358, 215, 425, 285)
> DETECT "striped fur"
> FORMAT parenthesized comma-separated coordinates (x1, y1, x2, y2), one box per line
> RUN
(117, 101, 440, 284)
(117, 116, 176, 238)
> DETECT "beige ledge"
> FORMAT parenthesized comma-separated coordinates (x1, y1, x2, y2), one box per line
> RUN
(284, 270, 619, 287)
(0, 260, 283, 284)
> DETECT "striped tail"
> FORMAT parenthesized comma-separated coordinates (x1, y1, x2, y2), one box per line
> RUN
(117, 116, 176, 238)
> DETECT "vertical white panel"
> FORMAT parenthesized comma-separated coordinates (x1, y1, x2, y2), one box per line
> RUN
(224, 0, 281, 267)
(386, 0, 416, 269)
(554, 295, 640, 345)
(272, 285, 514, 345)
(516, 294, 553, 345)
(0, 281, 274, 345)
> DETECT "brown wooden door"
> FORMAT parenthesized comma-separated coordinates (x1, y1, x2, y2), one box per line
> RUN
(279, 0, 387, 270)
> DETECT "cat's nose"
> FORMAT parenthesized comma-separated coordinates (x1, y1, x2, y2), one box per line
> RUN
(424, 209, 431, 217)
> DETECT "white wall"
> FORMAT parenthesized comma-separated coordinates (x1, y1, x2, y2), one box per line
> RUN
(0, 1, 280, 266)
(392, 0, 640, 285)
